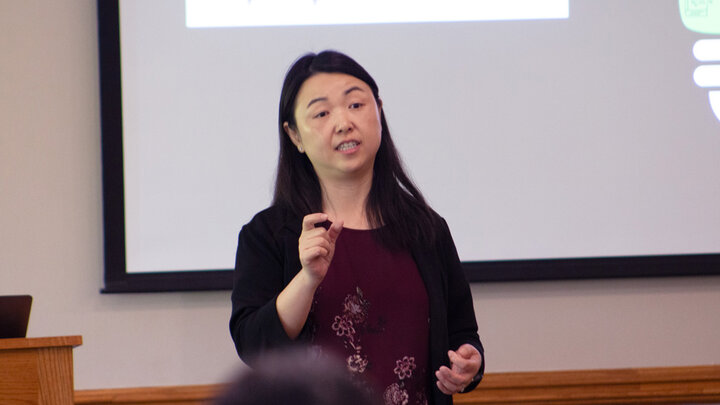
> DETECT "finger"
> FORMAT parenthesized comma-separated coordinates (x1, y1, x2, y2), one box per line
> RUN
(450, 347, 482, 377)
(451, 348, 480, 371)
(300, 226, 328, 238)
(436, 379, 454, 395)
(300, 231, 332, 250)
(456, 344, 481, 360)
(301, 246, 329, 261)
(327, 220, 344, 243)
(436, 368, 465, 394)
(300, 238, 331, 256)
(300, 226, 332, 242)
(302, 213, 329, 231)
(448, 350, 471, 372)
(436, 365, 466, 388)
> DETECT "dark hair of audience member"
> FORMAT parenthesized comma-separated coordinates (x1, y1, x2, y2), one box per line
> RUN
(214, 349, 381, 405)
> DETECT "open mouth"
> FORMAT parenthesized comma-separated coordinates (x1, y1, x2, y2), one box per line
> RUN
(336, 141, 359, 151)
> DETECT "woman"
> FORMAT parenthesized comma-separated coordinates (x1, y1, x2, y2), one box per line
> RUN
(230, 50, 483, 405)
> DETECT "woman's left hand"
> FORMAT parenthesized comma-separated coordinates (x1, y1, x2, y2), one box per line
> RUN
(435, 344, 482, 395)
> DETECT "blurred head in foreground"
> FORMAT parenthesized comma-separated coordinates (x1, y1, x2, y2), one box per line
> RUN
(214, 349, 381, 405)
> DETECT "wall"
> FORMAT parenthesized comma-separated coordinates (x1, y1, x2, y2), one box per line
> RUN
(1, 1, 719, 390)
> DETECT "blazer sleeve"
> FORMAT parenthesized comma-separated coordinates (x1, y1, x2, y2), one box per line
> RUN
(439, 217, 485, 390)
(229, 212, 299, 366)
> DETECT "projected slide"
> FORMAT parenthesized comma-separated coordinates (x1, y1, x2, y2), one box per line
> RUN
(115, 0, 720, 276)
(680, 0, 720, 122)
(185, 0, 569, 27)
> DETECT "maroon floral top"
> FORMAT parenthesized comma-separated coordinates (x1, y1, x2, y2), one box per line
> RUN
(310, 227, 430, 405)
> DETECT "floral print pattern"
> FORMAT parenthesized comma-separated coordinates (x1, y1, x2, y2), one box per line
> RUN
(327, 287, 427, 405)
(347, 353, 368, 373)
(384, 383, 409, 405)
(332, 315, 355, 338)
(335, 287, 370, 376)
(394, 356, 416, 380)
(384, 355, 426, 405)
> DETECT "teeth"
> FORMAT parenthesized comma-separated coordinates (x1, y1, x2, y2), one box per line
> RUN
(337, 141, 358, 151)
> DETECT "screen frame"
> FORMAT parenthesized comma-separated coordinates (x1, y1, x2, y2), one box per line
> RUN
(97, 0, 720, 293)
(99, 1, 234, 292)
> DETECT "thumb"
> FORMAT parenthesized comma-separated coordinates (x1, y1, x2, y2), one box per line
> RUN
(455, 344, 479, 360)
(328, 220, 344, 243)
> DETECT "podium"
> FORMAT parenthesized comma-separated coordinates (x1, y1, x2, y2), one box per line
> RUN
(0, 336, 82, 405)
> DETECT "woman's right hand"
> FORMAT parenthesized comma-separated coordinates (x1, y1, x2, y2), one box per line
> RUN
(276, 214, 343, 339)
(298, 213, 343, 285)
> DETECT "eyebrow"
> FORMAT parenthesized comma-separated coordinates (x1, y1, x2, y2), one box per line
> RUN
(305, 86, 366, 108)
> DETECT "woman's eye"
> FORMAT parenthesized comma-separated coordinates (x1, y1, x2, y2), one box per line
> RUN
(314, 111, 328, 118)
(349, 102, 363, 109)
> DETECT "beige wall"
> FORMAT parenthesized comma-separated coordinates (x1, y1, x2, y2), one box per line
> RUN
(1, 1, 719, 390)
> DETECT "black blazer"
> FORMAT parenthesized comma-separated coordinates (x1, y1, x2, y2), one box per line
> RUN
(230, 205, 484, 404)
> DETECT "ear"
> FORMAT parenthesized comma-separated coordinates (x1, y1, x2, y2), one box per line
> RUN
(283, 122, 304, 153)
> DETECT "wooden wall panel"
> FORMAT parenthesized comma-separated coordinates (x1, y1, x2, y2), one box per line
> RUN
(455, 366, 720, 404)
(74, 365, 720, 405)
(74, 385, 223, 405)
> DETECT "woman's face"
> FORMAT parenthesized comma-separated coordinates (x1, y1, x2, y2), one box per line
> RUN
(284, 72, 382, 184)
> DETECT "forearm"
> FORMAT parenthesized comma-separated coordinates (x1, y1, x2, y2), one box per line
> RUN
(275, 269, 321, 339)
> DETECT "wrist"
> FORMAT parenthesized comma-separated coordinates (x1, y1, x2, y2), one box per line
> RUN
(298, 268, 323, 290)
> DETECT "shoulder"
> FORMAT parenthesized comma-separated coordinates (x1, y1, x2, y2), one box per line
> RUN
(404, 207, 454, 255)
(424, 207, 451, 240)
(241, 205, 302, 240)
(426, 207, 445, 225)
(422, 209, 459, 264)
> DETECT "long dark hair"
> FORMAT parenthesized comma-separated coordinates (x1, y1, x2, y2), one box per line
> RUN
(273, 50, 438, 250)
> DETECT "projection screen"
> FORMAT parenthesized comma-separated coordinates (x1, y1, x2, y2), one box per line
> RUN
(98, 0, 720, 292)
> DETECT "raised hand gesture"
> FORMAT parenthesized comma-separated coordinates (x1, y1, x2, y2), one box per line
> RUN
(298, 213, 343, 286)
(435, 344, 482, 395)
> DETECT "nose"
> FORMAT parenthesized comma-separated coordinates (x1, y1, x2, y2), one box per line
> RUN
(334, 111, 352, 135)
(336, 123, 351, 134)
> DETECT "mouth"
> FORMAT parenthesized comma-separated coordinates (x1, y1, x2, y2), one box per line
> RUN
(336, 140, 360, 152)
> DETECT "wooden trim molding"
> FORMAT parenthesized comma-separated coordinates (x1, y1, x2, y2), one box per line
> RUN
(74, 365, 720, 405)
(75, 384, 224, 405)
(455, 365, 720, 404)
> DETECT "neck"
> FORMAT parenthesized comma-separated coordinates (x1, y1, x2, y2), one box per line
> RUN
(319, 172, 373, 229)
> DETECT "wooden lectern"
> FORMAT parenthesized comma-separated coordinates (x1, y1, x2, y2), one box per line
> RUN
(0, 336, 82, 405)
